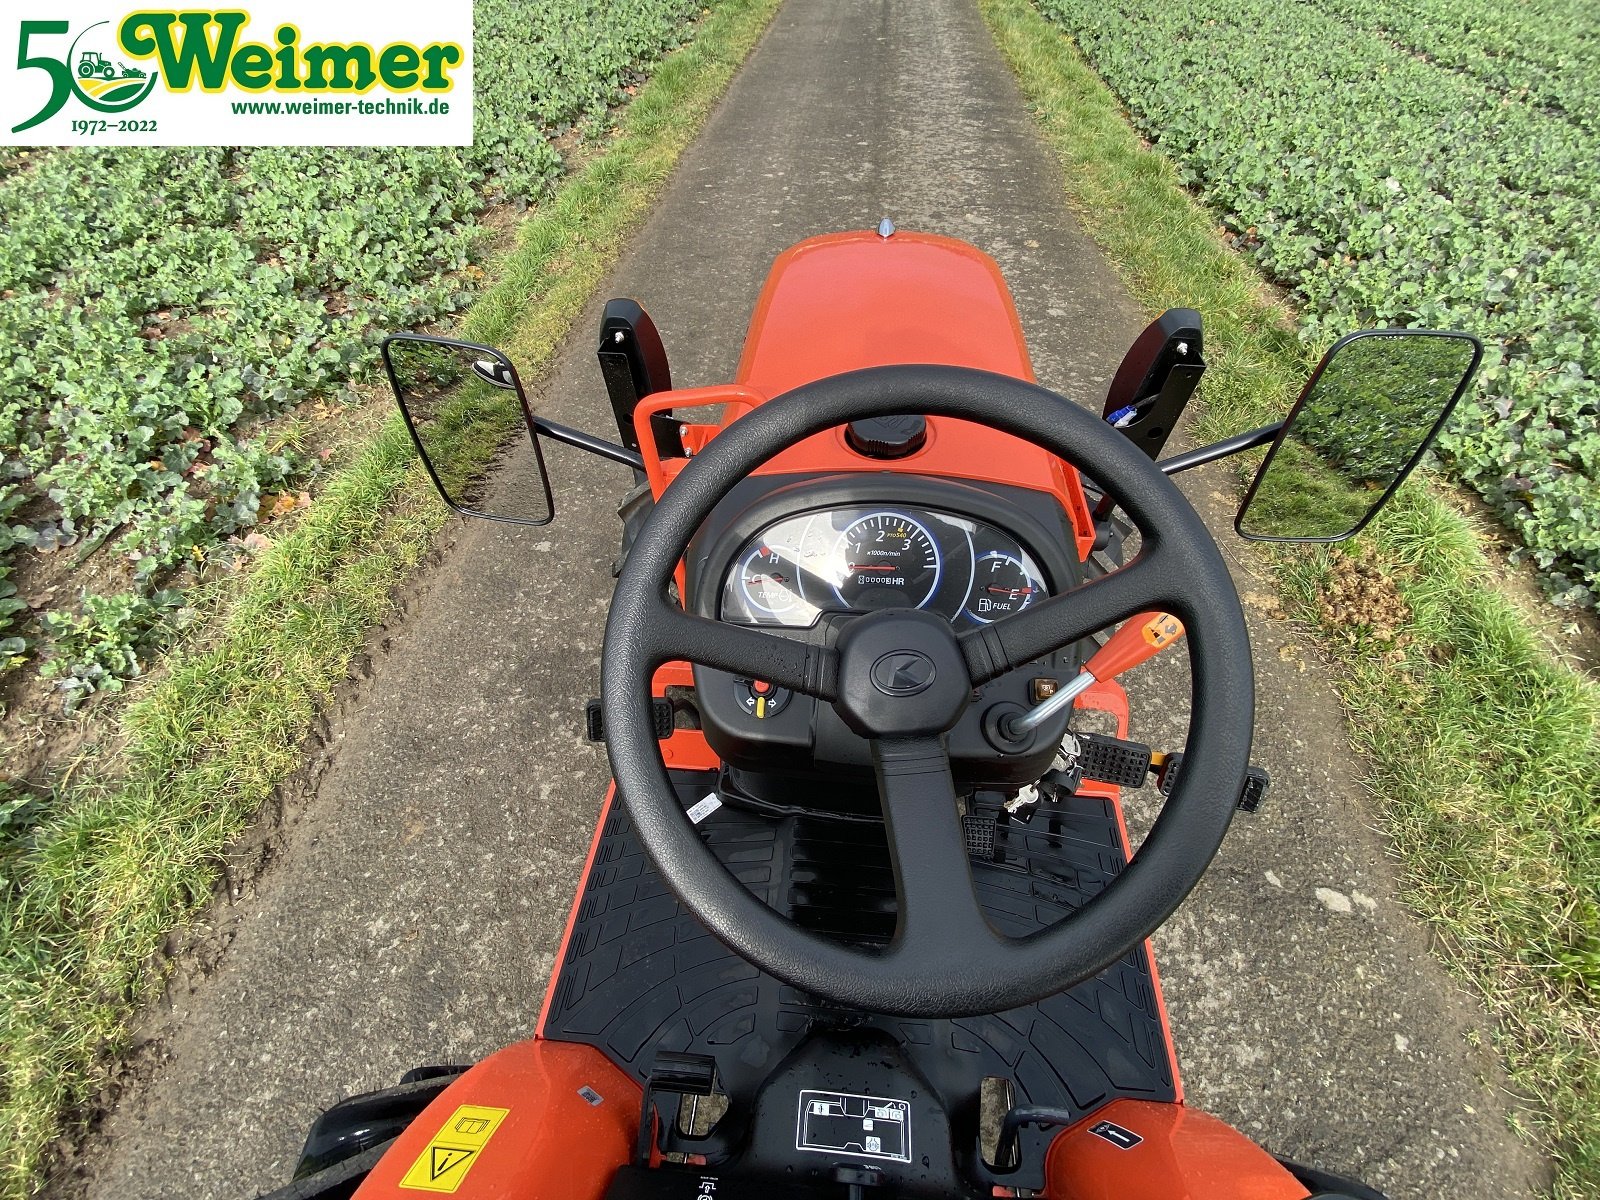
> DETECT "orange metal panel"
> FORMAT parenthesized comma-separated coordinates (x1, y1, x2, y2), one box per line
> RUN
(1043, 1100, 1309, 1200)
(354, 1039, 638, 1199)
(1073, 679, 1183, 1103)
(734, 231, 1035, 393)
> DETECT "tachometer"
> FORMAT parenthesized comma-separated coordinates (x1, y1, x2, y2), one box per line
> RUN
(832, 511, 941, 611)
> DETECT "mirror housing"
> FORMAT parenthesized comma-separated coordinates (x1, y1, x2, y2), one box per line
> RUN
(1102, 308, 1205, 461)
(381, 333, 554, 526)
(1236, 329, 1482, 542)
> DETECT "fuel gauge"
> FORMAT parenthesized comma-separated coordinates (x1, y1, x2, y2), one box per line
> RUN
(965, 551, 1042, 623)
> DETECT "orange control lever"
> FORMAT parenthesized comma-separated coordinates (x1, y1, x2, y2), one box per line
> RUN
(1085, 612, 1185, 682)
(1003, 612, 1187, 741)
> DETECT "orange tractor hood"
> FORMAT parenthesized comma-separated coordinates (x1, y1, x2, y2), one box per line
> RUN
(735, 229, 1035, 394)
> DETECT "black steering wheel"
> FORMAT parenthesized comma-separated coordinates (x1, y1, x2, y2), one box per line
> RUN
(601, 365, 1253, 1017)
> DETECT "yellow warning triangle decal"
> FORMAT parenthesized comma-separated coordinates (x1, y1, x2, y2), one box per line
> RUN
(430, 1146, 475, 1179)
(399, 1104, 508, 1192)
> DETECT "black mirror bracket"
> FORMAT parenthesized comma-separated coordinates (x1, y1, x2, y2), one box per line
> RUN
(1101, 308, 1206, 463)
(1157, 422, 1282, 476)
(598, 298, 682, 464)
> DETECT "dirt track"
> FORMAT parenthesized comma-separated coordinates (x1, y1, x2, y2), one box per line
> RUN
(61, 2, 1546, 1197)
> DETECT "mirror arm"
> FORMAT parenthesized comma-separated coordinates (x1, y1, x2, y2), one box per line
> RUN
(530, 416, 646, 471)
(1158, 422, 1283, 476)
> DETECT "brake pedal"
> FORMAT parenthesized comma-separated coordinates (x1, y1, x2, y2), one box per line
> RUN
(1073, 732, 1153, 789)
(637, 1051, 720, 1164)
(964, 813, 1000, 861)
(586, 697, 675, 742)
(1156, 751, 1271, 812)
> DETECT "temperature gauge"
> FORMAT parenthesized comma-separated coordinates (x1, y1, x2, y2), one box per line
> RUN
(738, 543, 808, 619)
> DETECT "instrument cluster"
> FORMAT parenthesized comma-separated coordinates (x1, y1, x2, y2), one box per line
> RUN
(718, 505, 1050, 629)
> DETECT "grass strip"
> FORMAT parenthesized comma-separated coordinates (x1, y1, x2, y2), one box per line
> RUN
(979, 0, 1600, 1193)
(0, 0, 780, 1193)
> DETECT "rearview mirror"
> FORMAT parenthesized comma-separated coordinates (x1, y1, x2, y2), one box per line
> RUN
(1236, 329, 1482, 542)
(381, 333, 554, 526)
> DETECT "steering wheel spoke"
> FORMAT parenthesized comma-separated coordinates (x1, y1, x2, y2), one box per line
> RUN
(649, 604, 840, 700)
(959, 548, 1177, 685)
(872, 736, 1002, 958)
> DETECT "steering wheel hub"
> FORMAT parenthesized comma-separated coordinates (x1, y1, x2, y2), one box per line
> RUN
(833, 609, 971, 737)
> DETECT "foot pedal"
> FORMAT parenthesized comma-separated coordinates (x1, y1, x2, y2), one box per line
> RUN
(963, 813, 999, 862)
(586, 697, 675, 742)
(1075, 732, 1152, 789)
(1239, 766, 1270, 812)
(1156, 752, 1271, 812)
(637, 1051, 720, 1164)
(646, 1050, 718, 1096)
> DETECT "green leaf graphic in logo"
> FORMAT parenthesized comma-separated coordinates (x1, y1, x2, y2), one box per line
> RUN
(68, 22, 156, 113)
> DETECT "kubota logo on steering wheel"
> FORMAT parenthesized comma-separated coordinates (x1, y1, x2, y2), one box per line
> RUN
(870, 650, 938, 697)
(11, 20, 158, 133)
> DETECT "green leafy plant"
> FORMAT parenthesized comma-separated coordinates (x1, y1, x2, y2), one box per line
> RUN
(38, 590, 190, 710)
(0, 3, 784, 1193)
(1034, 0, 1600, 610)
(0, 781, 49, 899)
(987, 2, 1600, 1189)
(0, 0, 701, 701)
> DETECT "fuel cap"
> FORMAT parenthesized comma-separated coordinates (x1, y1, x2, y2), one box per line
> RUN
(845, 414, 927, 459)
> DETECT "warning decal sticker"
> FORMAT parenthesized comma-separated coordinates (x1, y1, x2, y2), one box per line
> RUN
(1087, 1119, 1144, 1150)
(796, 1089, 911, 1163)
(398, 1104, 509, 1193)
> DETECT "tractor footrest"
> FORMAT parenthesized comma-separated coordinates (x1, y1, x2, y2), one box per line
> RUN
(1075, 733, 1153, 789)
(587, 698, 675, 742)
(638, 1051, 721, 1164)
(1157, 752, 1271, 812)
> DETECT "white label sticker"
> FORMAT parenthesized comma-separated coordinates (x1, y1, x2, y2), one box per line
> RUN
(685, 793, 722, 825)
(796, 1089, 911, 1163)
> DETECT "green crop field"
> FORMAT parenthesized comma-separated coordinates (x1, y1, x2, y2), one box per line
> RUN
(0, 1, 790, 1191)
(1034, 0, 1600, 612)
(0, 0, 700, 710)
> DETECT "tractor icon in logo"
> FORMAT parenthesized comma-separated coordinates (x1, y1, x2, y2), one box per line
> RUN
(77, 50, 147, 83)
(69, 23, 157, 111)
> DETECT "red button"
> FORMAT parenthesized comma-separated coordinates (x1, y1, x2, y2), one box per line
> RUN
(750, 679, 773, 696)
